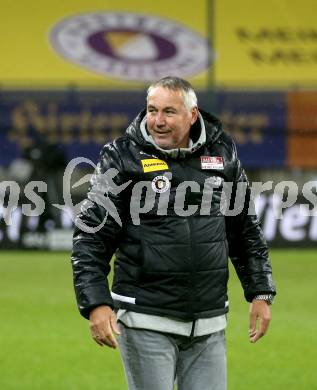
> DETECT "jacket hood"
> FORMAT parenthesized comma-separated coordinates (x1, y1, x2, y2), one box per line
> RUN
(125, 108, 223, 158)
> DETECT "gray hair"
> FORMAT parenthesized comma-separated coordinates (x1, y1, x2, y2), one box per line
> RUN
(147, 76, 198, 111)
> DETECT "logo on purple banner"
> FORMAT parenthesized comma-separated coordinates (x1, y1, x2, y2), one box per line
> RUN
(50, 12, 210, 81)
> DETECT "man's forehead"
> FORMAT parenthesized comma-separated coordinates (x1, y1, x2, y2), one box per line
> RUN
(147, 87, 184, 106)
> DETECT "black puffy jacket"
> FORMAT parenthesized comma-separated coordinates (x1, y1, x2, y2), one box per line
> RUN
(71, 109, 276, 320)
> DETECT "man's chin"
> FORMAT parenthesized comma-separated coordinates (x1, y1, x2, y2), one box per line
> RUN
(155, 141, 173, 150)
(152, 137, 172, 150)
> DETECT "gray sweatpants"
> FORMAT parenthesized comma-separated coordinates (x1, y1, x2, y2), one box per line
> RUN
(118, 323, 227, 390)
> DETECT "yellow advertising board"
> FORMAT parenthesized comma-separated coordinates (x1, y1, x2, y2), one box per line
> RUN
(215, 0, 317, 87)
(0, 0, 316, 88)
(0, 0, 208, 89)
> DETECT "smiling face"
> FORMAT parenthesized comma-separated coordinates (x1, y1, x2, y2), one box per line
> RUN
(146, 86, 198, 149)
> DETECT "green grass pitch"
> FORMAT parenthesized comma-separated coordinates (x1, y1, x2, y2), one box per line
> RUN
(0, 249, 316, 389)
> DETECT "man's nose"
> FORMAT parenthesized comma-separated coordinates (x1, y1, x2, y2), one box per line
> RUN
(155, 112, 166, 127)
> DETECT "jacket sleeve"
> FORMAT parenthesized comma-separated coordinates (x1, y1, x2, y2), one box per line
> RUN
(225, 141, 276, 302)
(71, 142, 129, 319)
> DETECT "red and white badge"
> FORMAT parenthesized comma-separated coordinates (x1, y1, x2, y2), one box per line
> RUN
(200, 156, 224, 170)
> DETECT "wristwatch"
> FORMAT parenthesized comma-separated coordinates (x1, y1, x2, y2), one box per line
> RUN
(253, 294, 274, 305)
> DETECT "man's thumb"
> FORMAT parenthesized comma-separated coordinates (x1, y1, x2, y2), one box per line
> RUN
(110, 314, 121, 335)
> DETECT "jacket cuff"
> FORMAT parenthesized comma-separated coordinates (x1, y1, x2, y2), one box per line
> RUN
(77, 284, 114, 319)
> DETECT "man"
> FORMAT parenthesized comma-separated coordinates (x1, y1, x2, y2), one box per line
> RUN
(71, 76, 276, 390)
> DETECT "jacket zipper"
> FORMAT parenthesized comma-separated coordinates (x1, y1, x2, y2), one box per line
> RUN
(181, 159, 197, 326)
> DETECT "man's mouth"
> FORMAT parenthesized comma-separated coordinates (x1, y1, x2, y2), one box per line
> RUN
(153, 129, 170, 134)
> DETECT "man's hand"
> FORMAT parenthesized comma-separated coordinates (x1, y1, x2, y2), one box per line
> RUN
(89, 305, 121, 348)
(249, 299, 271, 343)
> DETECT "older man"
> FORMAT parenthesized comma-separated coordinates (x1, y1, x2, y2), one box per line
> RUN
(71, 76, 276, 390)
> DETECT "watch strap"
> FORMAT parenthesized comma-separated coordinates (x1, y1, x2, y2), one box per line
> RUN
(253, 294, 274, 305)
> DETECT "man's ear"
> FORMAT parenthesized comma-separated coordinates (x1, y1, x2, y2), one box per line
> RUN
(190, 107, 198, 125)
